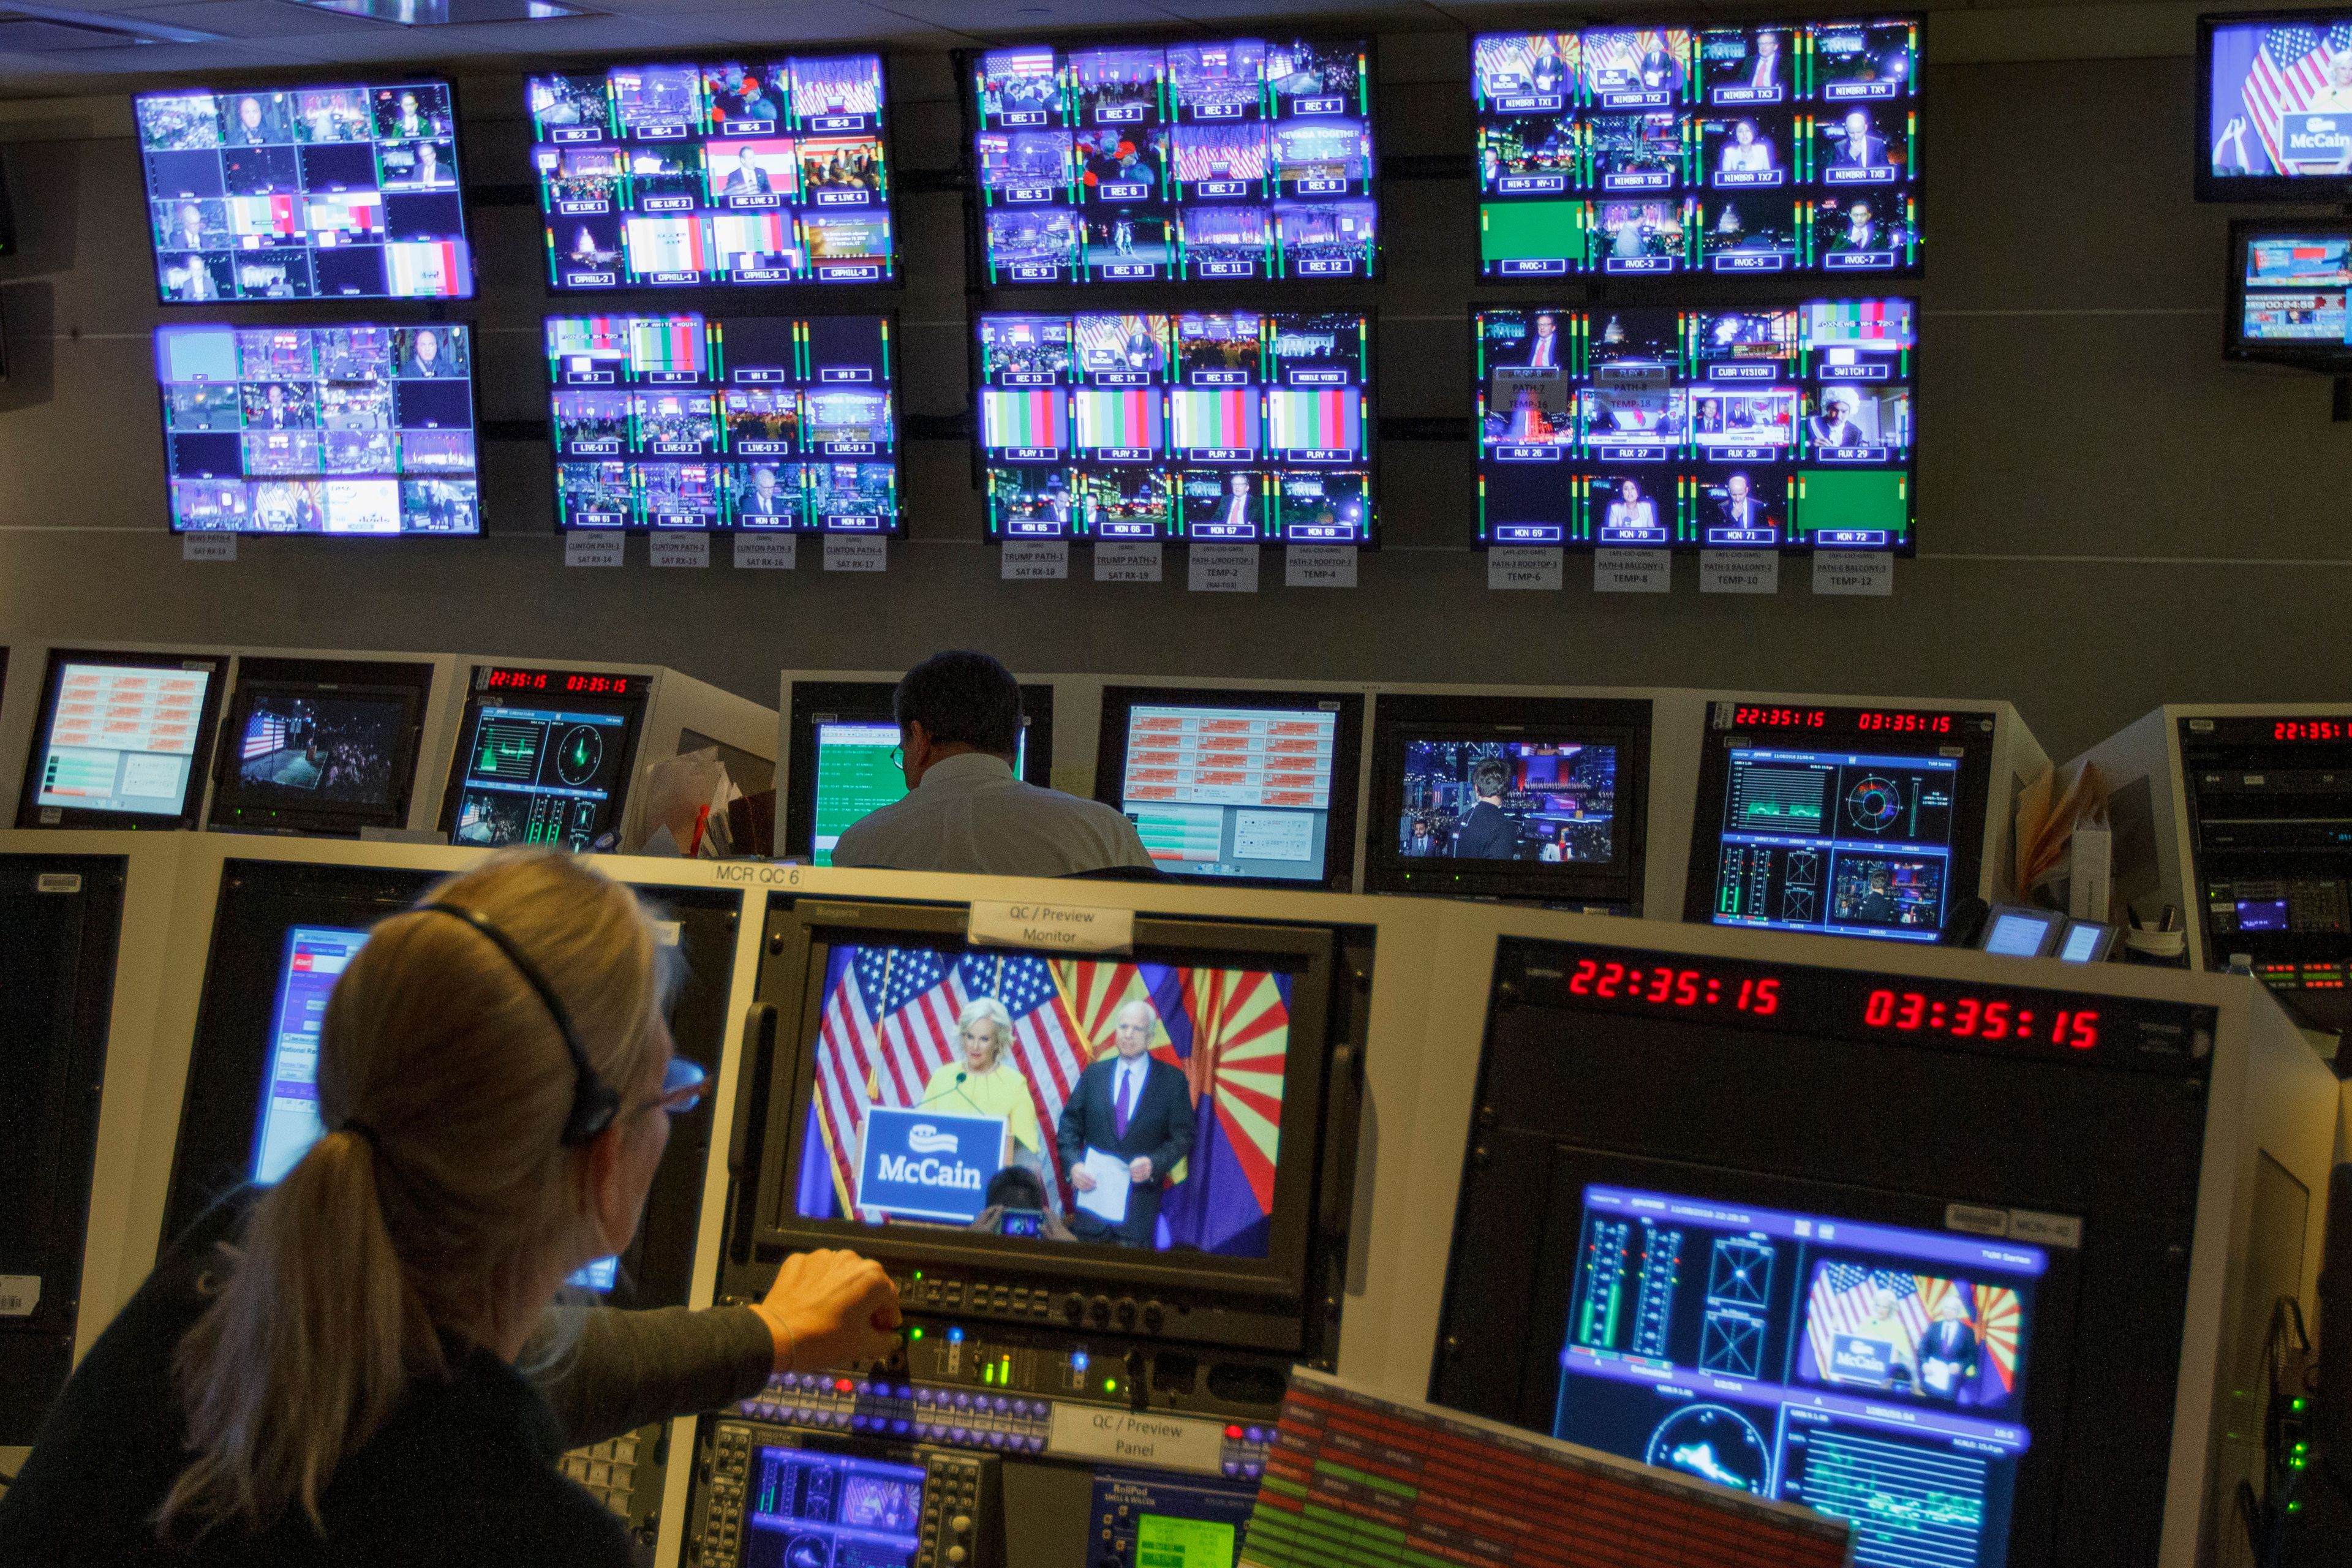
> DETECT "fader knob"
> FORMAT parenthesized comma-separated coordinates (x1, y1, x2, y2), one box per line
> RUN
(1114, 1297, 1137, 1330)
(1088, 1294, 1112, 1327)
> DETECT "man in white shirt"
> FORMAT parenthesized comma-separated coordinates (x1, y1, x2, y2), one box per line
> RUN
(831, 650, 1156, 877)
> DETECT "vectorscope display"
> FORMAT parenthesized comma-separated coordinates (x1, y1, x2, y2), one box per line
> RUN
(1475, 300, 1915, 552)
(546, 313, 896, 533)
(1473, 20, 1920, 278)
(530, 55, 892, 288)
(976, 309, 1373, 543)
(971, 36, 1374, 283)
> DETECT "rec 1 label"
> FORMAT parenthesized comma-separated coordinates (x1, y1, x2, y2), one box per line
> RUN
(824, 537, 888, 573)
(1095, 543, 1163, 582)
(1813, 551, 1894, 595)
(565, 533, 624, 568)
(1189, 543, 1259, 594)
(1001, 540, 1069, 581)
(734, 534, 797, 570)
(1488, 546, 1563, 590)
(1700, 549, 1779, 594)
(1594, 548, 1670, 593)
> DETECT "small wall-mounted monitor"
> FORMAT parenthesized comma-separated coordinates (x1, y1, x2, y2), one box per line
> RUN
(1683, 699, 1998, 944)
(1980, 903, 2065, 958)
(15, 649, 227, 830)
(1365, 692, 1649, 906)
(135, 80, 473, 303)
(782, 679, 1056, 865)
(2226, 219, 2352, 368)
(2199, 11, 2352, 202)
(1094, 685, 1363, 891)
(437, 664, 652, 852)
(206, 657, 434, 837)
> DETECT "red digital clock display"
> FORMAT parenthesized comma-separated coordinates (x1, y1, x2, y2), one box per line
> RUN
(1864, 989, 2099, 1048)
(485, 668, 549, 692)
(484, 668, 636, 698)
(1569, 959, 1781, 1014)
(2274, 720, 2348, 741)
(562, 674, 634, 695)
(1733, 706, 1826, 729)
(1855, 711, 1954, 734)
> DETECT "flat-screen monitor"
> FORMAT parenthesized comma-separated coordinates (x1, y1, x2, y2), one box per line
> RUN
(1474, 299, 1916, 552)
(437, 665, 651, 852)
(1365, 693, 1649, 905)
(782, 679, 1055, 867)
(1683, 700, 1998, 944)
(156, 323, 480, 536)
(1981, 904, 2064, 958)
(135, 80, 473, 303)
(15, 649, 227, 830)
(2056, 918, 2117, 963)
(1094, 685, 1363, 891)
(207, 658, 433, 837)
(2199, 11, 2352, 201)
(2226, 220, 2352, 367)
(976, 309, 1374, 543)
(530, 55, 893, 288)
(968, 37, 1374, 285)
(546, 312, 897, 534)
(1472, 21, 1921, 279)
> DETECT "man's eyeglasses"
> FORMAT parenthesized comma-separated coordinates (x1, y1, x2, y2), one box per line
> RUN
(890, 744, 906, 769)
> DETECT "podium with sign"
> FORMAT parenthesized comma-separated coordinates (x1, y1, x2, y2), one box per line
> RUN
(856, 1106, 1009, 1224)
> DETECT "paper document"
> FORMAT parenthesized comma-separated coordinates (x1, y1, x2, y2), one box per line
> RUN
(1076, 1147, 1132, 1225)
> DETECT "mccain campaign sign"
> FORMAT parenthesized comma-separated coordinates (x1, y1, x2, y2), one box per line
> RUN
(856, 1106, 1008, 1223)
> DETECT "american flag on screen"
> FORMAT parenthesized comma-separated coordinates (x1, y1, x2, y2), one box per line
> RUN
(1805, 1264, 1931, 1381)
(2242, 24, 2352, 173)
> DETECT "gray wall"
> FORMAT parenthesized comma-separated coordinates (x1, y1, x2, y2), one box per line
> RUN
(0, 39, 2337, 766)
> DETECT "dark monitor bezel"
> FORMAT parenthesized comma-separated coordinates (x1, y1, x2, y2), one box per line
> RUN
(1678, 699, 1999, 939)
(782, 678, 1056, 864)
(1093, 684, 1365, 892)
(206, 657, 434, 837)
(742, 898, 1340, 1308)
(433, 663, 654, 849)
(15, 647, 229, 831)
(2224, 216, 2352, 368)
(137, 76, 479, 307)
(1363, 692, 1650, 905)
(2196, 11, 2352, 203)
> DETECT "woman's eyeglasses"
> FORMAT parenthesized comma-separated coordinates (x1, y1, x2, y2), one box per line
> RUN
(644, 1055, 707, 1117)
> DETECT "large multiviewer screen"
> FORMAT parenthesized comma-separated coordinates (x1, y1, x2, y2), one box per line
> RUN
(137, 80, 472, 303)
(1473, 20, 1921, 279)
(530, 55, 892, 288)
(2199, 12, 2352, 200)
(970, 36, 1374, 284)
(157, 323, 480, 535)
(17, 651, 227, 829)
(439, 666, 649, 852)
(1476, 300, 1915, 552)
(976, 310, 1373, 543)
(1684, 703, 1997, 943)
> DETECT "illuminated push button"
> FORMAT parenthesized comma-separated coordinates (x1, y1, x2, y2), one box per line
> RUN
(1245, 1427, 1265, 1443)
(951, 1515, 973, 1535)
(1223, 1461, 1241, 1477)
(992, 1397, 1009, 1413)
(1026, 1436, 1046, 1452)
(946, 1549, 968, 1566)
(953, 1392, 973, 1410)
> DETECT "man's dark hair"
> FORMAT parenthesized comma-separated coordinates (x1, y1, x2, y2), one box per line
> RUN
(1471, 758, 1509, 799)
(894, 650, 1023, 756)
(984, 1166, 1048, 1209)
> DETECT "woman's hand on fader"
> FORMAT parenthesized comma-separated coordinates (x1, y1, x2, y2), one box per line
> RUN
(753, 1249, 902, 1373)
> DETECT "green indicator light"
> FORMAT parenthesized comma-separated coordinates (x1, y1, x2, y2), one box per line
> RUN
(909, 1327, 924, 1341)
(1104, 1378, 1119, 1393)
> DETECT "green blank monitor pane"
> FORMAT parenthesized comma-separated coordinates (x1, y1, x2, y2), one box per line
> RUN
(1481, 201, 1583, 266)
(1136, 1514, 1237, 1568)
(1796, 467, 1909, 539)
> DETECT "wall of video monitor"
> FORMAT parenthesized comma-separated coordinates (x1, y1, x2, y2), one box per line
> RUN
(546, 313, 896, 533)
(1474, 299, 1915, 551)
(157, 323, 479, 535)
(974, 309, 1373, 542)
(1473, 20, 1920, 277)
(530, 55, 892, 288)
(971, 37, 1374, 284)
(137, 81, 473, 302)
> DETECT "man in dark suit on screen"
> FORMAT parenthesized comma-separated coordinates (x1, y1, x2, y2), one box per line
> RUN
(1057, 1000, 1195, 1248)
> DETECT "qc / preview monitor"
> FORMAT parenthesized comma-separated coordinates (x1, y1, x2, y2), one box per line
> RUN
(1684, 701, 1999, 944)
(548, 312, 897, 534)
(136, 80, 472, 303)
(976, 310, 1373, 543)
(437, 664, 652, 852)
(2226, 219, 2352, 367)
(1365, 692, 1650, 907)
(206, 657, 434, 837)
(2199, 11, 2352, 201)
(1473, 20, 1921, 279)
(968, 36, 1374, 284)
(530, 55, 892, 288)
(15, 649, 227, 830)
(1475, 300, 1915, 552)
(157, 323, 480, 535)
(782, 679, 1055, 867)
(1094, 685, 1363, 891)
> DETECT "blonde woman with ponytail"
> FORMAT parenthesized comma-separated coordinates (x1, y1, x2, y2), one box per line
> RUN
(0, 852, 900, 1565)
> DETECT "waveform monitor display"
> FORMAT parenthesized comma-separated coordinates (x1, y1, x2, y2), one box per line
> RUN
(1476, 300, 1914, 551)
(1709, 745, 1960, 941)
(450, 701, 631, 852)
(530, 55, 891, 287)
(137, 80, 472, 302)
(1555, 1184, 2043, 1568)
(546, 313, 895, 533)
(976, 309, 1372, 542)
(157, 323, 479, 535)
(971, 36, 1374, 284)
(1474, 20, 1920, 277)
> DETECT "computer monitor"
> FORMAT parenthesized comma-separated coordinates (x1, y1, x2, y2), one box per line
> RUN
(1981, 904, 2065, 958)
(1093, 685, 1363, 891)
(2055, 918, 2117, 963)
(135, 80, 473, 303)
(437, 665, 652, 853)
(1365, 692, 1649, 905)
(207, 658, 433, 837)
(2226, 219, 2352, 368)
(15, 649, 228, 830)
(782, 680, 1055, 866)
(1683, 699, 1998, 943)
(2199, 11, 2352, 202)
